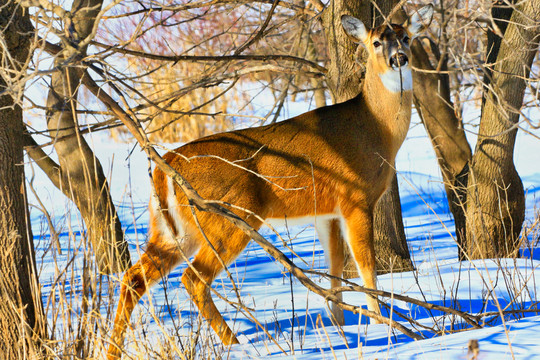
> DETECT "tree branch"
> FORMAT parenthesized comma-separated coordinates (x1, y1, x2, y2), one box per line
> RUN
(234, 0, 279, 55)
(90, 41, 327, 74)
(22, 132, 63, 190)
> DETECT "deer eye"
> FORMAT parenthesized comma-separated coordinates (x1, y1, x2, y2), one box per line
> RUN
(373, 40, 382, 48)
(403, 36, 410, 44)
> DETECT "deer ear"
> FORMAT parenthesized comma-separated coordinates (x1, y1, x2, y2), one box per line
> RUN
(407, 4, 434, 36)
(341, 15, 369, 44)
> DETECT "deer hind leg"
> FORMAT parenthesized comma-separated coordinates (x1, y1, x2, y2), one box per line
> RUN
(108, 236, 192, 360)
(181, 218, 253, 345)
(342, 209, 382, 324)
(316, 219, 346, 325)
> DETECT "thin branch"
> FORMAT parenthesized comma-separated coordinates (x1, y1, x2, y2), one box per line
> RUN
(304, 270, 482, 330)
(234, 0, 279, 55)
(22, 132, 64, 191)
(100, 0, 316, 19)
(90, 41, 327, 74)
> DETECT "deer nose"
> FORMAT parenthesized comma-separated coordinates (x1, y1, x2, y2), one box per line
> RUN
(390, 52, 408, 69)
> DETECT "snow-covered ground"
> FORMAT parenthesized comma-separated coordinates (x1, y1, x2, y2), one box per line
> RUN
(28, 105, 540, 359)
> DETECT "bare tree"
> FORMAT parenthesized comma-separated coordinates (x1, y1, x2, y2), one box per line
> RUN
(0, 1, 46, 357)
(464, 0, 539, 258)
(95, 0, 328, 142)
(410, 16, 472, 260)
(22, 0, 131, 273)
(394, 0, 538, 261)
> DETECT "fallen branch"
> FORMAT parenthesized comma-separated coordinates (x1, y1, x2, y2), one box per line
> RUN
(304, 270, 482, 330)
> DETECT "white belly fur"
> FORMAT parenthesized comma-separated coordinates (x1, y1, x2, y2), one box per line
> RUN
(265, 214, 341, 229)
(266, 213, 349, 267)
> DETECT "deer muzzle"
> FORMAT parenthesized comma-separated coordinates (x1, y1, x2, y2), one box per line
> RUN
(389, 52, 409, 69)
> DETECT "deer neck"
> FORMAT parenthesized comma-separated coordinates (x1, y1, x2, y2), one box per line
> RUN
(361, 61, 413, 159)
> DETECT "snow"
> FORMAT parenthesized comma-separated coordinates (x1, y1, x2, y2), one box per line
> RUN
(27, 105, 540, 359)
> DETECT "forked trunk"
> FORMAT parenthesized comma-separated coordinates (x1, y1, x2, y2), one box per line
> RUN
(36, 0, 131, 273)
(464, 0, 538, 258)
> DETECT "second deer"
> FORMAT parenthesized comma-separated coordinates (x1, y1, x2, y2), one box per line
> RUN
(108, 4, 433, 358)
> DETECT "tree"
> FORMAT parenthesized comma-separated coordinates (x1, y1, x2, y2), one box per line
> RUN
(464, 0, 539, 258)
(0, 2, 46, 357)
(407, 0, 538, 260)
(410, 13, 472, 260)
(23, 0, 131, 273)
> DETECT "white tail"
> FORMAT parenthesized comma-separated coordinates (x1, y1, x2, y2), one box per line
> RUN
(108, 5, 433, 358)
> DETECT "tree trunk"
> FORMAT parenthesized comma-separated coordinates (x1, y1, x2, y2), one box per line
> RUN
(410, 39, 472, 260)
(482, 0, 515, 103)
(306, 31, 327, 108)
(40, 0, 131, 273)
(0, 2, 46, 357)
(373, 176, 415, 273)
(464, 0, 538, 258)
(321, 0, 371, 102)
(321, 0, 413, 276)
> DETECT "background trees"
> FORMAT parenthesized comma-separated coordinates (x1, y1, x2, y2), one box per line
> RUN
(464, 0, 539, 258)
(0, 0, 538, 356)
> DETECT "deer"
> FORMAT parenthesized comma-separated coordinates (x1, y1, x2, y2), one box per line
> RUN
(107, 5, 433, 358)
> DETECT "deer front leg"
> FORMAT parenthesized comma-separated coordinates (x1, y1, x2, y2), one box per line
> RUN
(342, 209, 382, 324)
(316, 219, 346, 325)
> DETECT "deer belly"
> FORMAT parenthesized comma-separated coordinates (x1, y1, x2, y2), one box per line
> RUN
(265, 213, 341, 229)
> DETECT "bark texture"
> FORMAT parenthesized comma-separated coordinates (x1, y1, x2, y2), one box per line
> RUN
(464, 0, 539, 258)
(322, 0, 413, 275)
(39, 0, 131, 273)
(410, 39, 472, 259)
(0, 2, 46, 357)
(306, 31, 327, 108)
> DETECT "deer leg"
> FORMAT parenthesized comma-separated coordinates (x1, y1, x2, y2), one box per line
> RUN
(316, 219, 346, 325)
(342, 209, 382, 324)
(181, 230, 251, 345)
(107, 242, 183, 360)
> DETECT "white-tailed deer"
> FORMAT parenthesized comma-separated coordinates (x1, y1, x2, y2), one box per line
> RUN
(108, 5, 433, 358)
